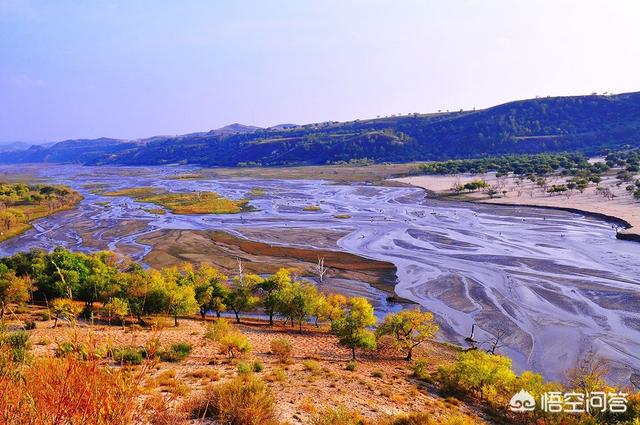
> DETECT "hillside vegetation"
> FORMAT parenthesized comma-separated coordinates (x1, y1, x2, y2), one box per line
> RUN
(3, 92, 640, 166)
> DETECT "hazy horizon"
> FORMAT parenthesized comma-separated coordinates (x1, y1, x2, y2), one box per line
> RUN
(2, 0, 640, 143)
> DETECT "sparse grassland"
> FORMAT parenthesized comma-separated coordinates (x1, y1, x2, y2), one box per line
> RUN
(101, 186, 252, 214)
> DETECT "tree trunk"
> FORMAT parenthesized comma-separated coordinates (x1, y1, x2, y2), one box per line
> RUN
(174, 315, 178, 327)
(298, 320, 303, 334)
(269, 311, 274, 326)
(405, 349, 412, 361)
(351, 346, 356, 360)
(53, 316, 58, 328)
(216, 310, 221, 318)
(234, 310, 240, 324)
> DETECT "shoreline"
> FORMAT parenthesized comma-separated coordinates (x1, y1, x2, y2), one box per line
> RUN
(473, 200, 640, 242)
(394, 176, 640, 243)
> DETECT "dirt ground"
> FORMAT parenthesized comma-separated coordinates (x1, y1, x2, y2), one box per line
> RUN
(5, 305, 487, 424)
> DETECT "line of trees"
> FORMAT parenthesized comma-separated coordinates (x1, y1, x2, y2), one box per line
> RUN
(0, 247, 439, 360)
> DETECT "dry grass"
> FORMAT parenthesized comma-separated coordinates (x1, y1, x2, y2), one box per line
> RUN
(0, 355, 142, 424)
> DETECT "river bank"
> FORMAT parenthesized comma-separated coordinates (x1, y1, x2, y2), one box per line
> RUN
(393, 173, 640, 242)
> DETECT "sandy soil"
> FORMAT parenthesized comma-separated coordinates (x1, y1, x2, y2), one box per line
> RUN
(7, 305, 484, 424)
(139, 229, 398, 291)
(394, 171, 640, 239)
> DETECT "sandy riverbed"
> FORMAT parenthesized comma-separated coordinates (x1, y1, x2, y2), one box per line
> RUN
(394, 172, 640, 239)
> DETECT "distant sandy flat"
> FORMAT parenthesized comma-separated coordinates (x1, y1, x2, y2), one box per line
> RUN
(394, 172, 640, 239)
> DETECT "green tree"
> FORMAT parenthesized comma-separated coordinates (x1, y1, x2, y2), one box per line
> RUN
(225, 274, 261, 323)
(453, 350, 516, 401)
(166, 279, 198, 326)
(275, 280, 320, 333)
(190, 263, 229, 319)
(376, 309, 439, 361)
(260, 268, 291, 326)
(50, 298, 80, 328)
(331, 297, 377, 360)
(0, 267, 30, 321)
(103, 297, 129, 328)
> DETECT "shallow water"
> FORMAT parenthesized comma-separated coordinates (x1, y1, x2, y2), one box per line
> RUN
(1, 164, 639, 383)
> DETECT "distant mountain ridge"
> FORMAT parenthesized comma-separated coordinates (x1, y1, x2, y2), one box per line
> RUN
(2, 92, 640, 166)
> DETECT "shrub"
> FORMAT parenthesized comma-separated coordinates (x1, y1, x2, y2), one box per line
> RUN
(266, 367, 286, 382)
(2, 330, 31, 362)
(378, 411, 432, 425)
(372, 370, 384, 378)
(219, 332, 251, 359)
(160, 342, 192, 362)
(112, 346, 145, 365)
(184, 375, 277, 425)
(54, 341, 96, 360)
(252, 360, 264, 373)
(39, 311, 50, 321)
(303, 359, 322, 375)
(204, 319, 232, 341)
(237, 362, 252, 375)
(310, 405, 362, 425)
(270, 337, 292, 363)
(345, 360, 356, 371)
(24, 320, 36, 330)
(411, 359, 430, 380)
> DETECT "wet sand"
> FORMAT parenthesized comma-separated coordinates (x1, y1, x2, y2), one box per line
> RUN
(1, 164, 639, 384)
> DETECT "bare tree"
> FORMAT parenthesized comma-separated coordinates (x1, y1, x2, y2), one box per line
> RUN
(315, 257, 328, 283)
(236, 258, 244, 284)
(486, 328, 508, 355)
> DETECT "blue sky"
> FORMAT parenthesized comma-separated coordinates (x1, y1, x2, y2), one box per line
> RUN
(1, 0, 639, 142)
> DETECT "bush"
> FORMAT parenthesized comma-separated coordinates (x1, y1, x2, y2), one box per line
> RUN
(39, 311, 50, 321)
(2, 330, 31, 362)
(160, 342, 192, 362)
(411, 359, 430, 380)
(24, 320, 36, 330)
(204, 319, 232, 341)
(345, 360, 356, 371)
(378, 411, 432, 425)
(219, 332, 251, 359)
(112, 346, 145, 365)
(371, 370, 384, 378)
(184, 375, 277, 425)
(310, 406, 362, 425)
(266, 367, 286, 382)
(303, 359, 322, 375)
(237, 362, 252, 375)
(252, 360, 264, 373)
(270, 338, 292, 363)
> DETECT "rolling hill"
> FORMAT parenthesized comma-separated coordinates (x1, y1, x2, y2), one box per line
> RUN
(2, 92, 640, 167)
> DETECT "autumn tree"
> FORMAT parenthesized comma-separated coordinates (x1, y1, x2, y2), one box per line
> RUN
(331, 297, 377, 360)
(50, 298, 80, 328)
(451, 350, 515, 401)
(0, 267, 30, 320)
(225, 273, 261, 323)
(260, 268, 291, 326)
(376, 309, 439, 360)
(189, 263, 229, 319)
(103, 297, 129, 328)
